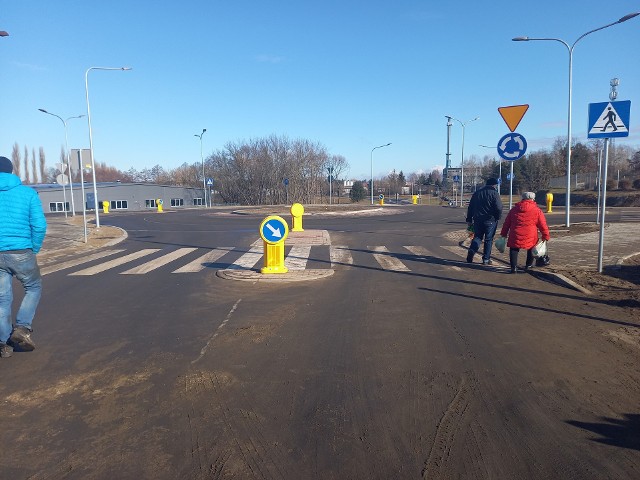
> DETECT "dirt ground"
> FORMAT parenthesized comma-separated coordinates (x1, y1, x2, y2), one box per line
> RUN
(544, 222, 640, 309)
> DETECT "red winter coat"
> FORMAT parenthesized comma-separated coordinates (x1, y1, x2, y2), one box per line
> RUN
(500, 199, 550, 249)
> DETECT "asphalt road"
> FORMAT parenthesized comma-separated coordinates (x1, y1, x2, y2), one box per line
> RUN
(1, 207, 639, 479)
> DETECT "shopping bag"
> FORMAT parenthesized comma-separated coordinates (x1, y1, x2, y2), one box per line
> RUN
(494, 236, 506, 254)
(532, 240, 547, 258)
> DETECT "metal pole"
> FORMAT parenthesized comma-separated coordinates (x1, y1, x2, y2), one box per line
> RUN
(195, 129, 207, 207)
(370, 143, 391, 205)
(596, 148, 602, 224)
(77, 150, 88, 243)
(509, 162, 514, 210)
(85, 66, 132, 228)
(597, 138, 610, 272)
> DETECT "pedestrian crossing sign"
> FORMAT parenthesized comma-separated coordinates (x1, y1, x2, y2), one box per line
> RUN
(588, 100, 631, 138)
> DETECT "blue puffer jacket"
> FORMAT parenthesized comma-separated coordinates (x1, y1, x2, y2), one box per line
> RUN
(0, 173, 47, 253)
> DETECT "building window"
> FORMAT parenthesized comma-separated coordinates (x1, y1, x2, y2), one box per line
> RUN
(110, 200, 129, 210)
(171, 198, 184, 207)
(193, 198, 204, 206)
(49, 202, 70, 213)
(145, 199, 157, 208)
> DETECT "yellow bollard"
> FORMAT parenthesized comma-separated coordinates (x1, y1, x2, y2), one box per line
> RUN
(291, 203, 304, 232)
(412, 195, 418, 205)
(546, 192, 553, 213)
(102, 200, 109, 213)
(156, 199, 164, 213)
(259, 215, 289, 274)
(379, 194, 384, 206)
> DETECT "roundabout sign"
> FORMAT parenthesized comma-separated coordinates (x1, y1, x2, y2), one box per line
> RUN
(497, 132, 527, 161)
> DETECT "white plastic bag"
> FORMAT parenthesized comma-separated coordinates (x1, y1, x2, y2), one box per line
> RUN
(532, 240, 547, 258)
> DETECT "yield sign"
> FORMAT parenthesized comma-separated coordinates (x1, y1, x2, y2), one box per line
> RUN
(498, 104, 529, 132)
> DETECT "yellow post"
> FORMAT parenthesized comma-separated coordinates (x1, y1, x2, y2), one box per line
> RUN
(259, 215, 289, 274)
(412, 195, 418, 205)
(157, 199, 164, 213)
(546, 192, 553, 213)
(379, 194, 384, 206)
(102, 200, 109, 213)
(290, 203, 304, 232)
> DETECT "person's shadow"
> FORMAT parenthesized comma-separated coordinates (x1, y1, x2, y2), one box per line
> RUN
(567, 413, 640, 450)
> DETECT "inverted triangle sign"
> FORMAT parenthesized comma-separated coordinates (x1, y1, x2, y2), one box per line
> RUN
(498, 104, 529, 132)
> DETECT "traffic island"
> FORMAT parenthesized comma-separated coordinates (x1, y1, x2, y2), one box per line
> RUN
(216, 269, 334, 283)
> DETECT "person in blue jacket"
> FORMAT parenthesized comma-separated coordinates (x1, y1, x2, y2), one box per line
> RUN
(0, 156, 47, 358)
(465, 178, 503, 265)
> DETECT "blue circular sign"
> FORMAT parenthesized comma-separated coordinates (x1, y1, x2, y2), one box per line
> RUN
(497, 132, 527, 161)
(259, 215, 289, 244)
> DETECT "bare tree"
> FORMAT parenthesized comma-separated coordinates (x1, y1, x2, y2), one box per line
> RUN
(24, 146, 30, 184)
(11, 142, 21, 178)
(31, 148, 37, 183)
(39, 147, 46, 182)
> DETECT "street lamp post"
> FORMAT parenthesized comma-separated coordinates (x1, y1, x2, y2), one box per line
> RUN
(512, 12, 639, 227)
(448, 116, 478, 206)
(38, 109, 85, 216)
(370, 143, 392, 205)
(194, 129, 207, 207)
(85, 66, 132, 228)
(479, 144, 502, 195)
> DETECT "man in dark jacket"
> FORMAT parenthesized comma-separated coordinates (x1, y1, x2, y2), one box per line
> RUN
(465, 178, 502, 265)
(0, 156, 47, 358)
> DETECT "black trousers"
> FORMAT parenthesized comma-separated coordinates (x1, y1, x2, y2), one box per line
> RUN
(509, 247, 534, 270)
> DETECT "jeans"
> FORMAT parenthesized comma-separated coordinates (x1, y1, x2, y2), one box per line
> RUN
(0, 251, 42, 343)
(470, 218, 498, 262)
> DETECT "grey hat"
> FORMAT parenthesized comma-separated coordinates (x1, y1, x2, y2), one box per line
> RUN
(0, 156, 13, 173)
(522, 191, 536, 200)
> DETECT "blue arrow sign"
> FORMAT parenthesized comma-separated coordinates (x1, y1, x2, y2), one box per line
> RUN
(260, 216, 289, 244)
(497, 132, 527, 161)
(588, 100, 630, 138)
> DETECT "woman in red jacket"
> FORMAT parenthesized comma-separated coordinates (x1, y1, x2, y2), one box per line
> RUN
(499, 192, 550, 273)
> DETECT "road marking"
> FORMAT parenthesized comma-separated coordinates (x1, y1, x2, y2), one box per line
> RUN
(226, 245, 263, 270)
(192, 298, 242, 364)
(285, 245, 311, 270)
(121, 248, 198, 274)
(40, 249, 124, 276)
(172, 247, 234, 273)
(403, 245, 435, 258)
(330, 245, 353, 267)
(368, 246, 410, 271)
(69, 249, 160, 275)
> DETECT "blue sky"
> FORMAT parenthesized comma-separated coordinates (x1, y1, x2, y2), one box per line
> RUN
(1, 0, 639, 181)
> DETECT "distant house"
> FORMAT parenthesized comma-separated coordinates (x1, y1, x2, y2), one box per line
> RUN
(33, 182, 207, 214)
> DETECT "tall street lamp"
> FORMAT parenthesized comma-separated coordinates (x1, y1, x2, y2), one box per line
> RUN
(85, 66, 132, 228)
(370, 143, 391, 205)
(38, 109, 85, 216)
(194, 129, 207, 207)
(448, 116, 479, 206)
(512, 12, 639, 227)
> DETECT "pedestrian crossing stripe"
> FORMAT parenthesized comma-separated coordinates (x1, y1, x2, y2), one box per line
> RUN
(588, 100, 631, 138)
(43, 244, 506, 277)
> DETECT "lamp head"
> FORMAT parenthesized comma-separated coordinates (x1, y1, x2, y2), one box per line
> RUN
(0, 31, 8, 37)
(618, 12, 639, 23)
(121, 67, 132, 71)
(512, 36, 529, 41)
(38, 108, 48, 113)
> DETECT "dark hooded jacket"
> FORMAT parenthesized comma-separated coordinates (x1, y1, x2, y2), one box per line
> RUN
(465, 185, 502, 224)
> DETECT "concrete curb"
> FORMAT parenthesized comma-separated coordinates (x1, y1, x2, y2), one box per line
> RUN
(529, 270, 593, 295)
(216, 269, 334, 283)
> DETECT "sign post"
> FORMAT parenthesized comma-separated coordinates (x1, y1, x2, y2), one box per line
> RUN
(588, 98, 631, 272)
(259, 215, 290, 274)
(497, 105, 529, 210)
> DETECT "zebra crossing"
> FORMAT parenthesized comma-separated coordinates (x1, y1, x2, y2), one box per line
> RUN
(41, 243, 478, 278)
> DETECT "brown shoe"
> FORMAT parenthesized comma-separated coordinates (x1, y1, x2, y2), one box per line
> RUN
(10, 326, 36, 352)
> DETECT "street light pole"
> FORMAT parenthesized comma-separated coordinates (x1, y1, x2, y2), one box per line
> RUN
(194, 129, 207, 207)
(370, 143, 392, 205)
(448, 116, 478, 206)
(512, 12, 639, 227)
(38, 109, 85, 216)
(85, 66, 132, 228)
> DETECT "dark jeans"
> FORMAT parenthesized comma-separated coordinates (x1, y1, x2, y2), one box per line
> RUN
(509, 248, 535, 270)
(470, 218, 497, 262)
